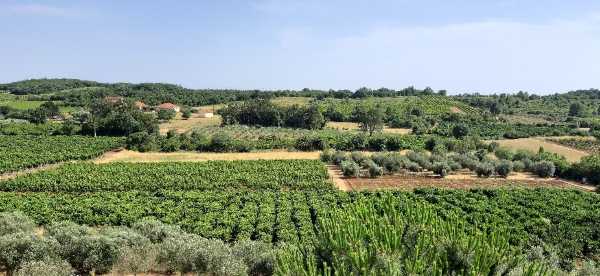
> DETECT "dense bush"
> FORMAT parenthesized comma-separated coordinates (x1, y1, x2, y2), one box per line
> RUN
(571, 155, 600, 186)
(533, 161, 556, 178)
(365, 160, 383, 178)
(495, 160, 513, 178)
(0, 213, 275, 275)
(475, 163, 495, 177)
(432, 162, 451, 178)
(340, 160, 360, 177)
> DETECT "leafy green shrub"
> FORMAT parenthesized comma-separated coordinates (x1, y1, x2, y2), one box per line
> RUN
(513, 149, 535, 161)
(494, 147, 514, 160)
(382, 153, 407, 173)
(370, 152, 387, 167)
(112, 243, 159, 274)
(46, 221, 120, 275)
(157, 109, 176, 121)
(0, 233, 59, 274)
(320, 149, 335, 163)
(295, 135, 327, 151)
(405, 161, 422, 172)
(571, 155, 600, 185)
(512, 160, 525, 172)
(350, 151, 369, 165)
(447, 160, 462, 171)
(366, 160, 384, 178)
(340, 160, 360, 177)
(533, 161, 556, 178)
(15, 259, 73, 276)
(495, 160, 513, 178)
(132, 219, 183, 243)
(0, 212, 35, 236)
(232, 240, 275, 276)
(407, 151, 431, 170)
(453, 153, 479, 170)
(487, 141, 499, 152)
(210, 133, 236, 152)
(332, 151, 348, 165)
(432, 162, 451, 178)
(475, 163, 495, 178)
(160, 137, 181, 152)
(190, 131, 211, 151)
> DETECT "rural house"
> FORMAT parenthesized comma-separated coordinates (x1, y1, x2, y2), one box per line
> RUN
(157, 103, 181, 112)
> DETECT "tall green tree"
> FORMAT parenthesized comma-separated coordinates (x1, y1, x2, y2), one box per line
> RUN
(568, 102, 586, 117)
(353, 104, 384, 135)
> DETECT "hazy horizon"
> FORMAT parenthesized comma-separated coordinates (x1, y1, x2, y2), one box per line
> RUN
(2, 1, 600, 94)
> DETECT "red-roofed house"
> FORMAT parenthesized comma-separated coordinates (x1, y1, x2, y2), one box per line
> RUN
(157, 103, 180, 112)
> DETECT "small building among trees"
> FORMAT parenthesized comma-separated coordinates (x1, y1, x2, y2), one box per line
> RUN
(157, 103, 180, 113)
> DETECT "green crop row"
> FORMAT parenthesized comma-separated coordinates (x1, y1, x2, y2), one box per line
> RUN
(0, 135, 124, 174)
(0, 189, 598, 267)
(0, 160, 333, 192)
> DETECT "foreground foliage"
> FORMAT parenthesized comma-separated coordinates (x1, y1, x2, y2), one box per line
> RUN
(277, 194, 545, 275)
(0, 212, 275, 275)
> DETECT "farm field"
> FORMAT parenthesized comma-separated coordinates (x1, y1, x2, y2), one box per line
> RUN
(0, 160, 333, 192)
(0, 135, 124, 174)
(95, 149, 320, 163)
(326, 121, 412, 134)
(547, 137, 600, 154)
(159, 112, 222, 134)
(1, 79, 600, 274)
(491, 137, 590, 162)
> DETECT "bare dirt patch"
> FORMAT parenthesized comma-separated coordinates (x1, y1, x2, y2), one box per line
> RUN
(344, 173, 592, 191)
(94, 150, 321, 163)
(326, 165, 353, 191)
(450, 106, 464, 114)
(492, 137, 589, 163)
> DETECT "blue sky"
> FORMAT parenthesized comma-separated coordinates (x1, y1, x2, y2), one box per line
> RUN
(1, 0, 600, 94)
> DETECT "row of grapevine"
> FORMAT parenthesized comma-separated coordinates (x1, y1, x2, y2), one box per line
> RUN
(0, 160, 333, 192)
(0, 135, 124, 174)
(549, 138, 600, 154)
(0, 189, 597, 262)
(276, 192, 551, 275)
(0, 191, 350, 245)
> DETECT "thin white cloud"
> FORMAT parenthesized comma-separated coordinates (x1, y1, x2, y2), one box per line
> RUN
(7, 4, 72, 17)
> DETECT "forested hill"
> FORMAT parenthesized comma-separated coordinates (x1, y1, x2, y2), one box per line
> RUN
(1, 78, 599, 107)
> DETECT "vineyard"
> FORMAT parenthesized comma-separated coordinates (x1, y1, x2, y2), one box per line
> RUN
(0, 160, 333, 192)
(0, 135, 124, 174)
(549, 138, 600, 154)
(0, 189, 598, 270)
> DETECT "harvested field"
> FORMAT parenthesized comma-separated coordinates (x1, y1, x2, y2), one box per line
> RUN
(95, 149, 321, 163)
(491, 137, 589, 163)
(326, 121, 412, 134)
(327, 167, 595, 192)
(159, 113, 222, 134)
(344, 173, 592, 191)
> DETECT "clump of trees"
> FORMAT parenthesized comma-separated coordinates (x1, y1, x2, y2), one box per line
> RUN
(0, 212, 275, 275)
(218, 99, 326, 129)
(73, 98, 158, 136)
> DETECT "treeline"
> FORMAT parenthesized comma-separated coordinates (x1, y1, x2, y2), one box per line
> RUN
(2, 78, 447, 106)
(126, 129, 425, 153)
